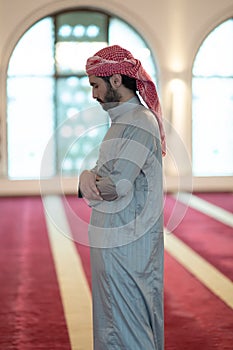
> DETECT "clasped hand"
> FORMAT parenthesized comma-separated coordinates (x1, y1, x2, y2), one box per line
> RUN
(79, 170, 103, 201)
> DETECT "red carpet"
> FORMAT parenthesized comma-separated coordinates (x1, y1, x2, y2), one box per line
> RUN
(164, 195, 233, 281)
(164, 252, 233, 350)
(0, 197, 71, 349)
(0, 194, 232, 349)
(195, 192, 233, 213)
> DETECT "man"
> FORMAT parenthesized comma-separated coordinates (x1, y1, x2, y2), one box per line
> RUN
(78, 45, 166, 350)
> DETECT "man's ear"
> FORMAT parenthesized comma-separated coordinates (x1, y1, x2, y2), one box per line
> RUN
(109, 74, 122, 89)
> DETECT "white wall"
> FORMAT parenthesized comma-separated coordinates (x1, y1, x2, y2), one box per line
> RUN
(0, 0, 233, 195)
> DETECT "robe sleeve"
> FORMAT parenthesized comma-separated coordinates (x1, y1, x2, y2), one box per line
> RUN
(77, 164, 98, 198)
(96, 125, 157, 201)
(96, 176, 118, 201)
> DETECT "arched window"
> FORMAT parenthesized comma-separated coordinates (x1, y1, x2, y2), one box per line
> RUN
(192, 18, 233, 176)
(7, 10, 157, 179)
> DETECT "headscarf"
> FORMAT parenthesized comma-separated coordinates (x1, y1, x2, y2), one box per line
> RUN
(85, 45, 166, 156)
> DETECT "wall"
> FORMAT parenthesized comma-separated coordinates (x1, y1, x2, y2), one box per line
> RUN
(0, 0, 233, 195)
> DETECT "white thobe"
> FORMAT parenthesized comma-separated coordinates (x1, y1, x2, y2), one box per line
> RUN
(87, 96, 164, 349)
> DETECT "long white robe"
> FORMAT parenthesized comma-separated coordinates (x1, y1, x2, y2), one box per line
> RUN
(88, 96, 164, 349)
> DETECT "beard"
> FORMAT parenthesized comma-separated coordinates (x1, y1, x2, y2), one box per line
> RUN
(99, 86, 121, 111)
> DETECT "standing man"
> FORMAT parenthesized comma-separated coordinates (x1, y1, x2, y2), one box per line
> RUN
(78, 45, 166, 350)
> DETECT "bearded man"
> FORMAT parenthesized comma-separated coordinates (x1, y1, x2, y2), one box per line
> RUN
(78, 45, 166, 350)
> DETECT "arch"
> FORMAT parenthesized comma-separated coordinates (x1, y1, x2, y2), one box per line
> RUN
(192, 18, 233, 176)
(5, 8, 159, 179)
(190, 6, 233, 71)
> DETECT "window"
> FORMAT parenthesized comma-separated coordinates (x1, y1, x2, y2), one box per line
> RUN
(7, 10, 157, 179)
(192, 18, 233, 176)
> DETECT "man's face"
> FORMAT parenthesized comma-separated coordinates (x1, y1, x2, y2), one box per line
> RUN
(89, 75, 121, 110)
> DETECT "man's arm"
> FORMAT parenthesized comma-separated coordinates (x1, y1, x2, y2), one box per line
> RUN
(78, 170, 103, 201)
(96, 125, 156, 201)
(96, 176, 118, 201)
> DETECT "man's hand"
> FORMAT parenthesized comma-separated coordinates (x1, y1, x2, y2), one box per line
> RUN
(79, 170, 103, 201)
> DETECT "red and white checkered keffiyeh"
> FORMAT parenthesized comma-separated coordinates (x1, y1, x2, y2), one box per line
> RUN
(86, 45, 166, 156)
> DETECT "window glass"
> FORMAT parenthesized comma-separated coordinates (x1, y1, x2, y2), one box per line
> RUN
(193, 19, 233, 76)
(109, 18, 156, 81)
(60, 114, 109, 176)
(8, 18, 54, 76)
(192, 19, 233, 176)
(7, 77, 55, 178)
(56, 11, 108, 74)
(56, 77, 109, 176)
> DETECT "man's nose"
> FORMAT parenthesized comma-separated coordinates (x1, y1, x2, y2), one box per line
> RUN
(92, 89, 97, 99)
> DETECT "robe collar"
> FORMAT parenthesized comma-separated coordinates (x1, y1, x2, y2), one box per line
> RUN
(108, 96, 141, 122)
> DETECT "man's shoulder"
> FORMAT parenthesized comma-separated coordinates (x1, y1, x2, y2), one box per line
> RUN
(134, 104, 156, 121)
(126, 104, 160, 136)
